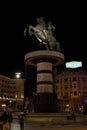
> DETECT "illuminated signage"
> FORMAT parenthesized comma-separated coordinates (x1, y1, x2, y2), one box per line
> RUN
(65, 61, 82, 68)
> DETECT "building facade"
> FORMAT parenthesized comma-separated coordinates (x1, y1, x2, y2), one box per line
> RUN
(0, 75, 24, 110)
(54, 69, 87, 111)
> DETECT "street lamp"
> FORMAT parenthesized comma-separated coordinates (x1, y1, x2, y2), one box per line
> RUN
(15, 72, 21, 78)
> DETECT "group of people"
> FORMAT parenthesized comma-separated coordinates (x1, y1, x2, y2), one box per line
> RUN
(0, 110, 13, 130)
(0, 109, 24, 130)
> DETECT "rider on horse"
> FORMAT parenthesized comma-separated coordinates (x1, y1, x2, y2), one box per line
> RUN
(24, 17, 61, 52)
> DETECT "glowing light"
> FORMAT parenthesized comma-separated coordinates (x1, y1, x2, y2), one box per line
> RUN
(1, 104, 6, 107)
(15, 72, 21, 78)
(84, 99, 87, 103)
(65, 61, 82, 68)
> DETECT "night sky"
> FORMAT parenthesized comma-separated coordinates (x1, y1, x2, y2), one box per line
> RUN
(0, 2, 87, 78)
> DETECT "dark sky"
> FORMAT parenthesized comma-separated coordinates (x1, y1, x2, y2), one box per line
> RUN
(0, 2, 87, 77)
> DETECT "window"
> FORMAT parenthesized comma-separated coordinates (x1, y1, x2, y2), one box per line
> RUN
(74, 91, 77, 96)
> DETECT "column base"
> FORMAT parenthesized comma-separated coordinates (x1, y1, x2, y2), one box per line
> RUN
(34, 93, 58, 112)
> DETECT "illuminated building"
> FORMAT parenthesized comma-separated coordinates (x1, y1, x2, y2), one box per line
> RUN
(0, 75, 24, 110)
(54, 69, 87, 111)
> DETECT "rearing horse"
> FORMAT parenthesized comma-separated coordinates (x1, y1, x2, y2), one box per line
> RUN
(24, 19, 61, 52)
(28, 25, 48, 45)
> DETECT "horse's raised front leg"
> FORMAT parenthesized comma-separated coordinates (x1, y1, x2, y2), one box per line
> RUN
(28, 25, 35, 36)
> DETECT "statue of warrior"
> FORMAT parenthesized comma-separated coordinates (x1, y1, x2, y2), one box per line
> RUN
(24, 17, 61, 52)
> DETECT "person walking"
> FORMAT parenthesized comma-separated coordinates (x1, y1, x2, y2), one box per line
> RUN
(70, 109, 76, 120)
(3, 121, 9, 130)
(2, 110, 8, 122)
(19, 114, 24, 130)
(7, 111, 13, 130)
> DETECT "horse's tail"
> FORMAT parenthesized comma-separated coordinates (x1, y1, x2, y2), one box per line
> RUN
(45, 42, 51, 50)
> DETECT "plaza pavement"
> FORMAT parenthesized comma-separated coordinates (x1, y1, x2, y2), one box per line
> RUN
(11, 121, 87, 130)
(11, 112, 87, 130)
(25, 112, 87, 124)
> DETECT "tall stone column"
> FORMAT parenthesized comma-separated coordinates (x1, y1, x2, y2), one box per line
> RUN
(37, 62, 53, 93)
(24, 50, 64, 112)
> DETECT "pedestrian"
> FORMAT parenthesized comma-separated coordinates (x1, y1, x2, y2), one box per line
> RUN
(19, 114, 24, 130)
(70, 109, 76, 120)
(7, 111, 13, 130)
(2, 110, 8, 122)
(3, 121, 9, 130)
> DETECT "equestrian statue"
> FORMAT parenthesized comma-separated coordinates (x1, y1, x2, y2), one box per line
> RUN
(24, 17, 61, 52)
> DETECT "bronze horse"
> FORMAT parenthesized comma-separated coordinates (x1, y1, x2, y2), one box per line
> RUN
(24, 18, 61, 52)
